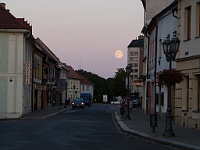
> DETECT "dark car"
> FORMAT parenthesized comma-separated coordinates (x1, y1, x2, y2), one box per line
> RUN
(133, 99, 141, 107)
(71, 99, 85, 109)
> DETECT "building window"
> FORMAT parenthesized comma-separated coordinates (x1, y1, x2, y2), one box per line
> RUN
(37, 62, 40, 79)
(158, 39, 162, 59)
(184, 6, 191, 40)
(133, 63, 138, 67)
(134, 52, 138, 56)
(129, 57, 134, 61)
(133, 59, 138, 63)
(196, 2, 200, 37)
(156, 93, 164, 106)
(87, 86, 89, 91)
(149, 38, 155, 65)
(53, 68, 55, 79)
(129, 51, 138, 56)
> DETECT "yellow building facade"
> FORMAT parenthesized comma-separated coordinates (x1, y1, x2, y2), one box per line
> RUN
(175, 0, 200, 129)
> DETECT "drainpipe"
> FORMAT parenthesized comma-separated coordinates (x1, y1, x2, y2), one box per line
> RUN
(150, 24, 158, 132)
(146, 34, 150, 114)
(31, 48, 35, 112)
(153, 24, 158, 132)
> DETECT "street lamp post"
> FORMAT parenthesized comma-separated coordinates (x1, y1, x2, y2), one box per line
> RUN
(162, 32, 180, 137)
(122, 77, 125, 98)
(126, 64, 132, 120)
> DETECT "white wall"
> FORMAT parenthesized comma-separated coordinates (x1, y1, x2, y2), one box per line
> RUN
(0, 32, 32, 118)
(156, 6, 178, 113)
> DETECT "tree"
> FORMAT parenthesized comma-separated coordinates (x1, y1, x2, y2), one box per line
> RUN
(76, 68, 128, 103)
(111, 68, 126, 99)
(76, 69, 109, 103)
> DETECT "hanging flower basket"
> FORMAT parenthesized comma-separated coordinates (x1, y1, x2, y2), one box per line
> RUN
(157, 69, 184, 85)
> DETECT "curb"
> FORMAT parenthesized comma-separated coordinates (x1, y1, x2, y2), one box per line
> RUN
(40, 109, 67, 119)
(113, 111, 200, 150)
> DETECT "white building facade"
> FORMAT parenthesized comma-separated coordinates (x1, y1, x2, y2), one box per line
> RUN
(141, 0, 175, 114)
(0, 3, 33, 118)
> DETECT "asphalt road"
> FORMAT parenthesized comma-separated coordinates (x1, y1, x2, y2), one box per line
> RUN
(0, 104, 177, 150)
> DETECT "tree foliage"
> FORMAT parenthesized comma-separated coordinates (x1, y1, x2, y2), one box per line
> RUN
(76, 69, 109, 103)
(110, 68, 126, 98)
(76, 68, 126, 103)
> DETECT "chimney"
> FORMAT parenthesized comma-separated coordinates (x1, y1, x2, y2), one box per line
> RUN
(138, 35, 144, 40)
(0, 3, 6, 9)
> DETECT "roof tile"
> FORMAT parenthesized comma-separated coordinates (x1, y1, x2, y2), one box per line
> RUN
(0, 3, 29, 30)
(79, 74, 94, 85)
(66, 66, 81, 80)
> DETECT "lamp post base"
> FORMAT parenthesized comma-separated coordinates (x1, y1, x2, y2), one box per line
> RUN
(163, 112, 175, 137)
(125, 108, 131, 120)
(150, 114, 157, 132)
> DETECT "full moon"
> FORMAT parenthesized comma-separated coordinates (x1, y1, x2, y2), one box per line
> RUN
(115, 50, 123, 59)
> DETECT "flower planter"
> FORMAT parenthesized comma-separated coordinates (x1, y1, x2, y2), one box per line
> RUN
(157, 69, 184, 85)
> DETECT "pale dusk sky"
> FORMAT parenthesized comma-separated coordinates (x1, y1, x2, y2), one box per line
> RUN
(2, 0, 144, 79)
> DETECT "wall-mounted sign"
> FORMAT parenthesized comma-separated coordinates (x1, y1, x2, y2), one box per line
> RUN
(36, 85, 46, 90)
(25, 62, 30, 85)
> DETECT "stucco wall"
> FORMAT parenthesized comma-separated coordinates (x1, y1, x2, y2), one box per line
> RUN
(0, 33, 32, 118)
(67, 78, 81, 99)
(0, 33, 24, 118)
(178, 0, 200, 59)
(175, 0, 200, 129)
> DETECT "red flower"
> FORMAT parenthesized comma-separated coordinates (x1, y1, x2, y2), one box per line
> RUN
(157, 69, 184, 85)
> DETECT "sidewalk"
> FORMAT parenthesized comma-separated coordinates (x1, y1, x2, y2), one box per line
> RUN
(114, 107, 200, 150)
(22, 105, 68, 119)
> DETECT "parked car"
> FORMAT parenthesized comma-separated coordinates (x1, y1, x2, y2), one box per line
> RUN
(71, 99, 85, 109)
(133, 99, 141, 108)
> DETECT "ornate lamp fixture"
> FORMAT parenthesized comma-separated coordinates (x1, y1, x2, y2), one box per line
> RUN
(162, 31, 180, 137)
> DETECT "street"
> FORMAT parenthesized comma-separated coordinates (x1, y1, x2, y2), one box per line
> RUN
(0, 104, 177, 150)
